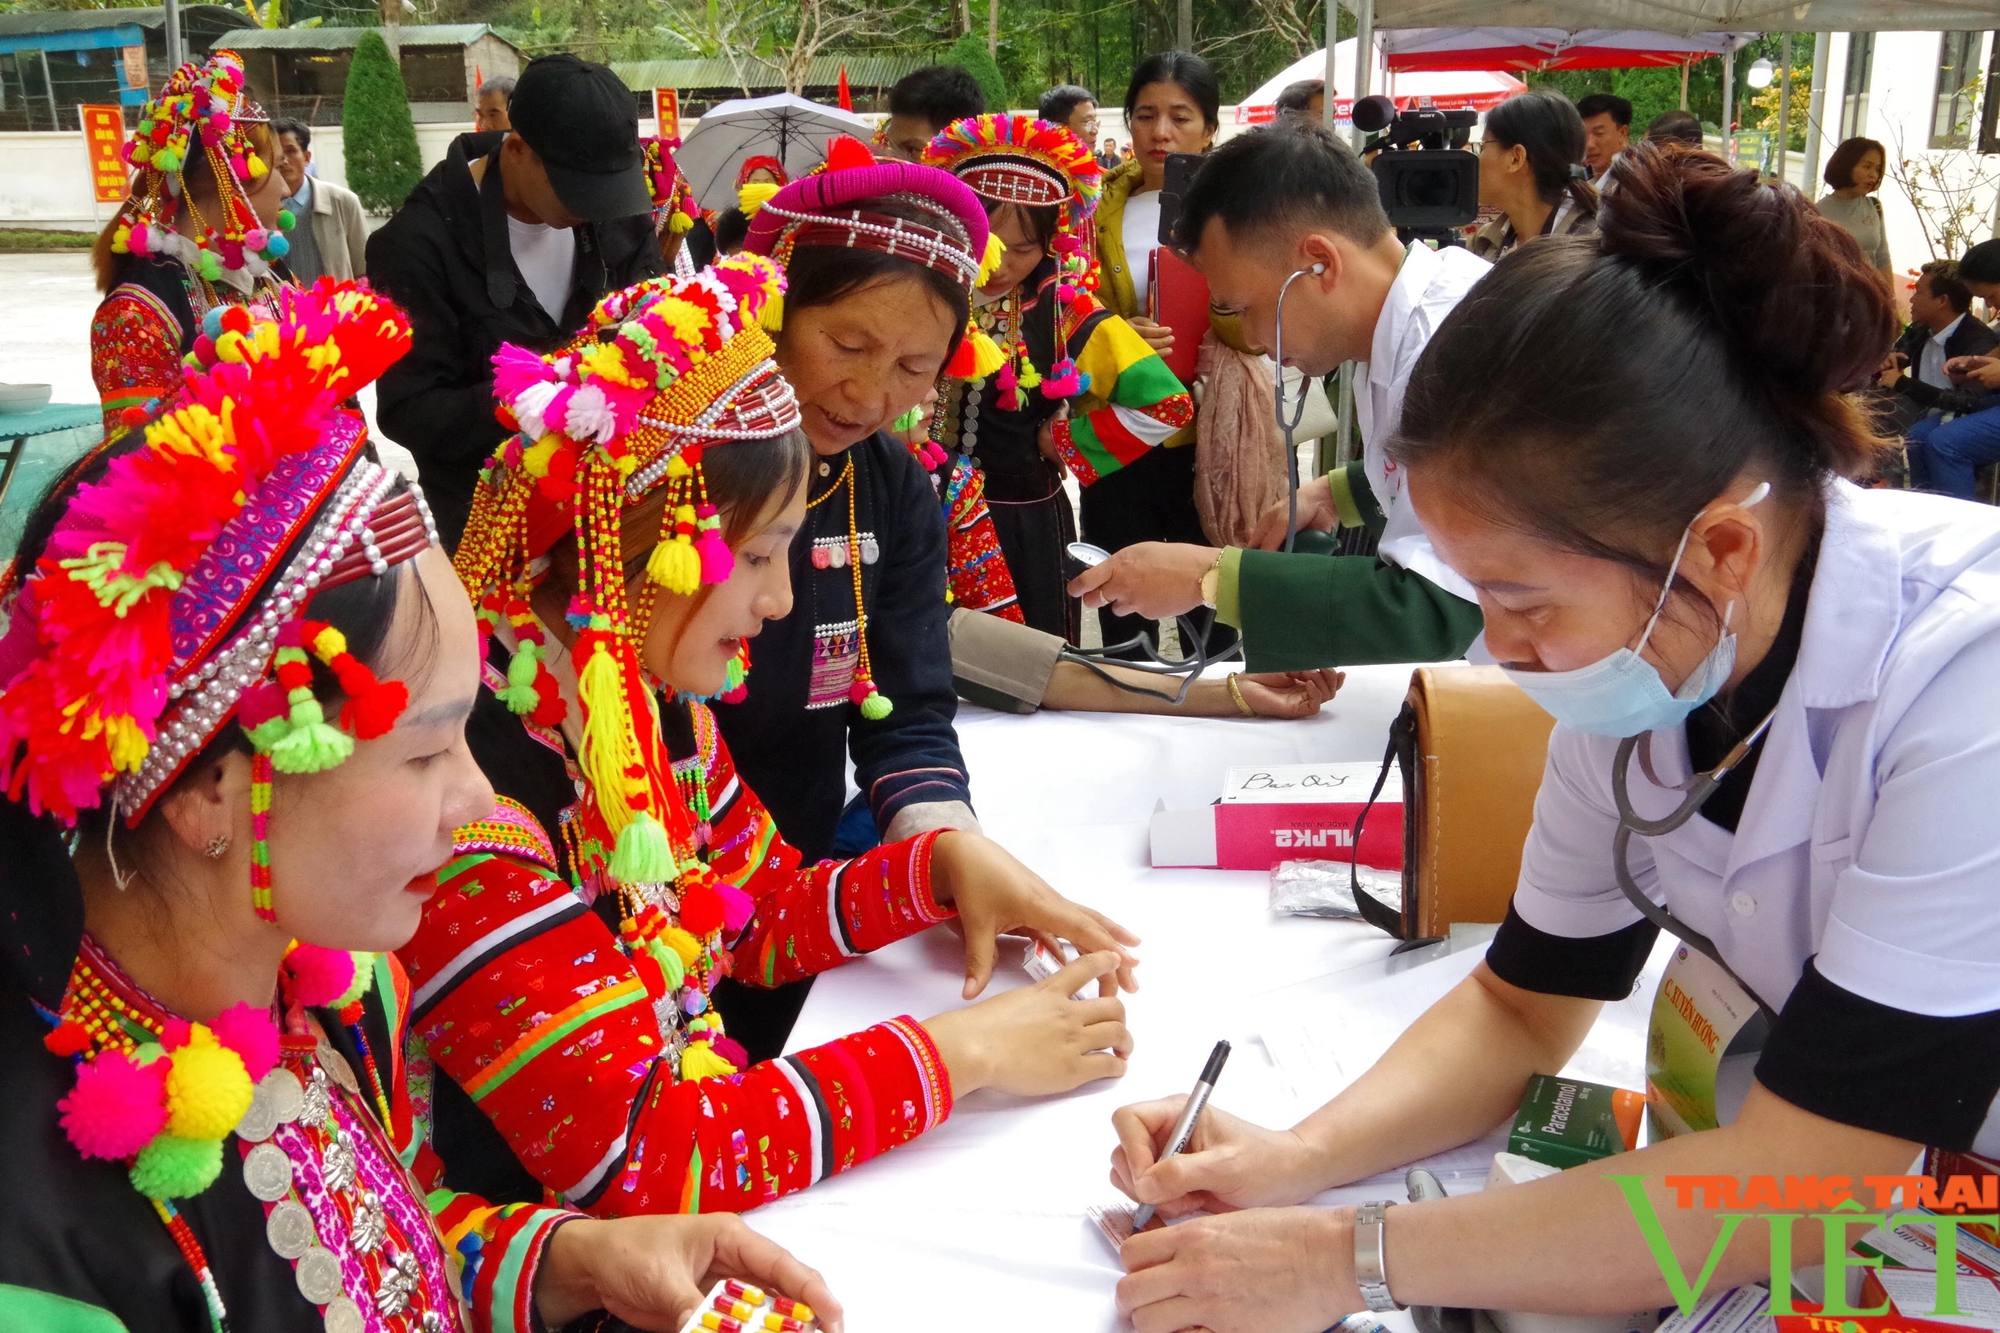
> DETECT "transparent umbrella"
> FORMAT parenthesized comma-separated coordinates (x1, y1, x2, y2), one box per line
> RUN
(674, 93, 874, 212)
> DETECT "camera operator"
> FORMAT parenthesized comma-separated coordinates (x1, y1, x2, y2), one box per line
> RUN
(1068, 120, 1489, 671)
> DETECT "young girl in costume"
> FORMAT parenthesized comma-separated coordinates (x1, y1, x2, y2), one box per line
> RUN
(0, 282, 839, 1333)
(414, 253, 1136, 1218)
(89, 51, 296, 434)
(922, 113, 1192, 641)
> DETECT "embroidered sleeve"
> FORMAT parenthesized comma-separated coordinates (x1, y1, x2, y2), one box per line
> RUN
(695, 702, 957, 986)
(395, 799, 955, 1219)
(379, 951, 577, 1333)
(1052, 312, 1194, 487)
(940, 460, 1025, 623)
(90, 288, 184, 432)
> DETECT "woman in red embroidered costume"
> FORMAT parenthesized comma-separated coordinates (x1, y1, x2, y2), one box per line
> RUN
(0, 281, 842, 1333)
(422, 253, 1137, 1216)
(89, 52, 296, 435)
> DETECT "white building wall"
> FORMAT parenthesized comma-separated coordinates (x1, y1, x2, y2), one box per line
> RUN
(1806, 28, 1999, 293)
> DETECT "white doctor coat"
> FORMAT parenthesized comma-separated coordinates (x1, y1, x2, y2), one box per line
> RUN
(1354, 241, 1491, 605)
(1513, 482, 2000, 1154)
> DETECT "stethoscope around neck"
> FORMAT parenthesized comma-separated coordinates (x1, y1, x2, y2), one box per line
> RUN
(1610, 706, 1782, 1022)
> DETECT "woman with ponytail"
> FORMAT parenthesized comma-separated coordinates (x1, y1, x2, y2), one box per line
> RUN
(1109, 142, 2000, 1325)
(1469, 89, 1599, 261)
(0, 283, 843, 1333)
(415, 254, 1136, 1222)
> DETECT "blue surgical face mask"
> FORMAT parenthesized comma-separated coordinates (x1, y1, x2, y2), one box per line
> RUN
(1502, 483, 1769, 738)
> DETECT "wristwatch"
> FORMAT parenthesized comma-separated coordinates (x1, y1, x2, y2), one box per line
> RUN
(1354, 1200, 1405, 1312)
(1198, 549, 1225, 610)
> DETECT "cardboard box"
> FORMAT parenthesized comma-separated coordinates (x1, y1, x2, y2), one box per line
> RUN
(1148, 762, 1404, 871)
(1507, 1074, 1643, 1169)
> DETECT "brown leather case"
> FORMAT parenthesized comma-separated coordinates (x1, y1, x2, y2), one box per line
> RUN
(1403, 665, 1556, 937)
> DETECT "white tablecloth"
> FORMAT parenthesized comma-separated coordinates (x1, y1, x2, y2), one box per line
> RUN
(760, 664, 1447, 1331)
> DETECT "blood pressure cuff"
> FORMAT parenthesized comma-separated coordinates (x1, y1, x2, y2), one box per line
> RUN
(948, 608, 1063, 714)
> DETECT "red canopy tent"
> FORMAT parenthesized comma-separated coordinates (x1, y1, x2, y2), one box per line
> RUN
(1373, 27, 1757, 72)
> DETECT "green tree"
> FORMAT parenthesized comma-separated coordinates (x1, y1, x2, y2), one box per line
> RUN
(343, 30, 423, 214)
(950, 30, 1010, 112)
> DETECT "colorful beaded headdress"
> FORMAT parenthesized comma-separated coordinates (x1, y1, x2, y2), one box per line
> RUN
(453, 257, 799, 1038)
(0, 283, 430, 1210)
(108, 51, 293, 288)
(742, 135, 1010, 380)
(925, 113, 1105, 405)
(644, 137, 700, 240)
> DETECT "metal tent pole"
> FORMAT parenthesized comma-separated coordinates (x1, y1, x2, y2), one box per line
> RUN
(164, 0, 184, 69)
(1322, 0, 1339, 129)
(1721, 42, 1735, 154)
(1777, 33, 1793, 184)
(1803, 31, 1831, 190)
(1349, 0, 1373, 151)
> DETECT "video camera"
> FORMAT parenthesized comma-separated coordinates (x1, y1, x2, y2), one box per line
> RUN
(1352, 95, 1480, 244)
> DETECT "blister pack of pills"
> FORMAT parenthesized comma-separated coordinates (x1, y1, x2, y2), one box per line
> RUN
(677, 1278, 818, 1333)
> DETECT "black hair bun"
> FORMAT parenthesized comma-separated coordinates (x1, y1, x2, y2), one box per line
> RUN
(1597, 141, 1897, 402)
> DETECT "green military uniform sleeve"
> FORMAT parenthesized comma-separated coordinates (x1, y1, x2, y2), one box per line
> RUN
(1231, 549, 1484, 670)
(1220, 462, 1479, 669)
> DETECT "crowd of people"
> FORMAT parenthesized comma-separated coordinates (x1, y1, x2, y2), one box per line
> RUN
(3, 36, 1996, 1333)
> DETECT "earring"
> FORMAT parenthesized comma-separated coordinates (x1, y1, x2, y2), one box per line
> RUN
(205, 835, 232, 860)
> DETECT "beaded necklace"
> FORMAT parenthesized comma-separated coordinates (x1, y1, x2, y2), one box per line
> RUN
(804, 454, 891, 718)
(51, 940, 455, 1333)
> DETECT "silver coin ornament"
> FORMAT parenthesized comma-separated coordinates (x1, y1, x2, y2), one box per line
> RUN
(295, 1245, 344, 1305)
(265, 1068, 306, 1122)
(243, 1141, 295, 1202)
(266, 1198, 317, 1260)
(316, 1039, 360, 1095)
(236, 1087, 280, 1144)
(322, 1296, 365, 1333)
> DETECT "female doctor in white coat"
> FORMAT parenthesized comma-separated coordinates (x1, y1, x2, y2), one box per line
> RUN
(1107, 142, 2000, 1332)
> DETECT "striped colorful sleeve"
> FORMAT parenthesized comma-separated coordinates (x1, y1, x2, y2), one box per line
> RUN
(396, 795, 956, 1220)
(697, 703, 957, 989)
(384, 952, 578, 1333)
(1052, 312, 1194, 487)
(90, 288, 183, 432)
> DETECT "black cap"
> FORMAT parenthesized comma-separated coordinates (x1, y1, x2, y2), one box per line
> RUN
(1961, 239, 2000, 285)
(508, 54, 649, 224)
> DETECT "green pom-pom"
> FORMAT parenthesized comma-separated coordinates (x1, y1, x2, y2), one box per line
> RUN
(243, 714, 291, 752)
(130, 1134, 223, 1200)
(329, 952, 377, 1010)
(269, 699, 355, 773)
(859, 690, 894, 721)
(496, 642, 541, 714)
(649, 939, 686, 991)
(277, 207, 296, 231)
(607, 812, 673, 883)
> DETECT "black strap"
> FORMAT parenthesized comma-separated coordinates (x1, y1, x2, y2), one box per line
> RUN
(1350, 704, 1420, 940)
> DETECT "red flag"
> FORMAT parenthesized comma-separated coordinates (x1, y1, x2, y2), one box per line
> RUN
(837, 65, 852, 112)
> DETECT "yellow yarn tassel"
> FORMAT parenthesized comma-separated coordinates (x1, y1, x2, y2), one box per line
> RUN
(575, 637, 643, 837)
(647, 536, 701, 594)
(759, 290, 784, 333)
(977, 231, 1006, 286)
(680, 1041, 738, 1079)
(659, 925, 704, 967)
(966, 326, 1007, 379)
(737, 181, 780, 217)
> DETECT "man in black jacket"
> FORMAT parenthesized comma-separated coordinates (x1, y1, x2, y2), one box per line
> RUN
(366, 54, 662, 547)
(1878, 258, 1998, 433)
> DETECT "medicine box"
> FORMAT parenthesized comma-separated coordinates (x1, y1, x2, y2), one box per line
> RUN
(1148, 761, 1404, 871)
(1507, 1074, 1643, 1170)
